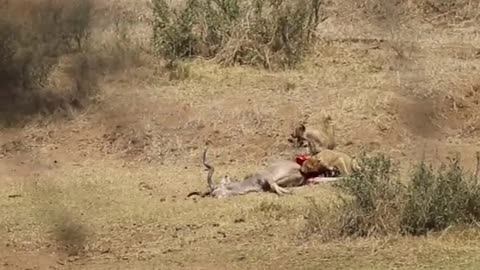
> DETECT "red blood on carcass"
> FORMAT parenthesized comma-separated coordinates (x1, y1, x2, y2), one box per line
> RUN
(295, 154, 310, 165)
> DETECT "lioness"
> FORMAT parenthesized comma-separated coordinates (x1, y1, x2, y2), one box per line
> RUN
(288, 115, 336, 151)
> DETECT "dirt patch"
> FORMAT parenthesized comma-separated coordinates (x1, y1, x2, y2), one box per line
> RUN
(0, 247, 63, 270)
(396, 97, 443, 139)
(0, 140, 29, 158)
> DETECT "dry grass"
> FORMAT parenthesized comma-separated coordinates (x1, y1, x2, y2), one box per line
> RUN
(3, 161, 480, 269)
(1, 0, 480, 269)
(151, 0, 323, 69)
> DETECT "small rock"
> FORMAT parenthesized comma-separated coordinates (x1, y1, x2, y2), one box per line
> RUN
(67, 256, 80, 262)
(138, 182, 153, 190)
(234, 218, 245, 223)
(162, 248, 178, 254)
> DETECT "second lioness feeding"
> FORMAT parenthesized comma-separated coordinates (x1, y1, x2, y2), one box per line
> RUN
(301, 139, 360, 177)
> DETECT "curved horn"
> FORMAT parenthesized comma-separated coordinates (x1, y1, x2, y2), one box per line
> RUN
(306, 139, 319, 155)
(202, 146, 215, 192)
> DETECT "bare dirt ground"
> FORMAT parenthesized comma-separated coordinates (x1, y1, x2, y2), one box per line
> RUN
(1, 1, 480, 269)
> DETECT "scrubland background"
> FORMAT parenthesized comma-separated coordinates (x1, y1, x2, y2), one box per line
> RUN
(1, 0, 480, 269)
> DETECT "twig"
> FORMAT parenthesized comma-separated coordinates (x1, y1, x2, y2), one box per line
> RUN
(475, 151, 480, 183)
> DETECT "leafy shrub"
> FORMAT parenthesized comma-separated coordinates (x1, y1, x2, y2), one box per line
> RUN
(303, 152, 480, 240)
(333, 153, 405, 237)
(0, 0, 96, 126)
(152, 0, 323, 69)
(401, 154, 480, 235)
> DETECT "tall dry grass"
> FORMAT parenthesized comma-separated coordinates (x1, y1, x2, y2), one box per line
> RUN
(152, 0, 323, 69)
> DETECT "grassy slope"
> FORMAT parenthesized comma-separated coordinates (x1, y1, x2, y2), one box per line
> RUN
(1, 1, 480, 269)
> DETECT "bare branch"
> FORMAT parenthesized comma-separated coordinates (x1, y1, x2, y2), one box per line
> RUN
(475, 151, 480, 183)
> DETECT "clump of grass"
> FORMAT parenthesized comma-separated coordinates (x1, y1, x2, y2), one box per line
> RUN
(167, 61, 191, 81)
(151, 0, 323, 69)
(253, 200, 295, 220)
(417, 0, 480, 23)
(302, 197, 345, 241)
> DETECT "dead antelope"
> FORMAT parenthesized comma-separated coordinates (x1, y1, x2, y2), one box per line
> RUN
(188, 147, 305, 198)
(188, 147, 343, 198)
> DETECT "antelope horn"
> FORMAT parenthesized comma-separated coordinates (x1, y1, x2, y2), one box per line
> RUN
(202, 146, 215, 192)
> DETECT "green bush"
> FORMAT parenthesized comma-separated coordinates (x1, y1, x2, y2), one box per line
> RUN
(303, 152, 480, 240)
(151, 0, 322, 69)
(333, 153, 405, 237)
(401, 154, 480, 235)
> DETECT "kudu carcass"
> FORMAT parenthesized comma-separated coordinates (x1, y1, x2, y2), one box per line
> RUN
(188, 147, 342, 198)
(188, 147, 302, 198)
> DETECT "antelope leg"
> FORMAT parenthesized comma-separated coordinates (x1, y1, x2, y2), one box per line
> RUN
(307, 176, 344, 184)
(269, 182, 293, 195)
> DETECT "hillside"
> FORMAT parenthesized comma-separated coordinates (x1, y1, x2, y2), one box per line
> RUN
(1, 1, 480, 269)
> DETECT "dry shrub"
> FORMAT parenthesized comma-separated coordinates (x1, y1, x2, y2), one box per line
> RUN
(0, 0, 97, 126)
(416, 0, 480, 22)
(152, 0, 323, 69)
(93, 3, 150, 73)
